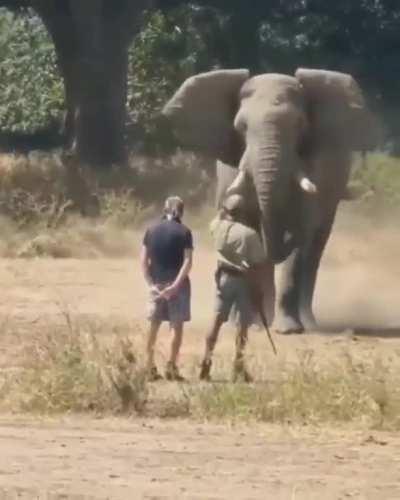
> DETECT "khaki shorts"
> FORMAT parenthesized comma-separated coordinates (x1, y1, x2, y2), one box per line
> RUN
(215, 271, 254, 327)
(147, 279, 191, 324)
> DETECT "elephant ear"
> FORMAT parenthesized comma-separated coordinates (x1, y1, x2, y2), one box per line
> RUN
(162, 69, 250, 165)
(295, 68, 378, 151)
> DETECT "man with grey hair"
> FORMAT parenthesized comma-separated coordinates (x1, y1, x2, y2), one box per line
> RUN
(141, 196, 193, 381)
(200, 194, 270, 382)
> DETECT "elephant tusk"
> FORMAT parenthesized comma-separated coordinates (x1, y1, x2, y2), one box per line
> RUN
(300, 177, 318, 194)
(226, 169, 248, 196)
(297, 173, 318, 194)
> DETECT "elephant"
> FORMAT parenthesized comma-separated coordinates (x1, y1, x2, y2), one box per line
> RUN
(162, 68, 378, 334)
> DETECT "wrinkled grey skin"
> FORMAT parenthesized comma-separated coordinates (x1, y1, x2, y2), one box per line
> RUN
(163, 69, 378, 334)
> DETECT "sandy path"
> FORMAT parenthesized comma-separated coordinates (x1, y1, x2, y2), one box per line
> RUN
(0, 418, 399, 499)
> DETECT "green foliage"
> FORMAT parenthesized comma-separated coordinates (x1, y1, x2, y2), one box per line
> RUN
(127, 7, 226, 150)
(352, 153, 400, 208)
(0, 8, 64, 133)
(259, 1, 400, 148)
(0, 6, 226, 147)
(0, 2, 400, 152)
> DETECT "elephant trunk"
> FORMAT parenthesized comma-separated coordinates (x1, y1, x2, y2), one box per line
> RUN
(249, 121, 296, 263)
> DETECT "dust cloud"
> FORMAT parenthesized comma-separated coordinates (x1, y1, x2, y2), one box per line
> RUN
(311, 206, 400, 334)
(188, 202, 400, 334)
(0, 201, 398, 337)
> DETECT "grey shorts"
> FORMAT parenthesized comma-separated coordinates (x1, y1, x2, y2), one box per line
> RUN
(147, 279, 191, 324)
(215, 271, 254, 327)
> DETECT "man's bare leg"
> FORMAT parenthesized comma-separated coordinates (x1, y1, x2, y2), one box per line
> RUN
(233, 325, 252, 383)
(170, 321, 183, 366)
(146, 318, 162, 379)
(200, 314, 224, 380)
(166, 321, 185, 381)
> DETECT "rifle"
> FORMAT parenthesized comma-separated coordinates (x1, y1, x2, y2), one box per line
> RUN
(255, 297, 277, 356)
(242, 260, 277, 356)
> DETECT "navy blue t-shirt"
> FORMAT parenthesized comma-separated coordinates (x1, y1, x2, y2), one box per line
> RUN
(143, 218, 193, 283)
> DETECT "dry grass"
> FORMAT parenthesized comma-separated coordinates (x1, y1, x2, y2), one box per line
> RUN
(1, 314, 400, 429)
(0, 150, 212, 208)
(0, 150, 398, 259)
(0, 151, 213, 258)
(0, 314, 149, 415)
(0, 214, 141, 259)
(189, 352, 400, 429)
(0, 150, 399, 426)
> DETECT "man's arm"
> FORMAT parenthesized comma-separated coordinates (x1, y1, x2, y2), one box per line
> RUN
(160, 248, 193, 299)
(140, 244, 153, 287)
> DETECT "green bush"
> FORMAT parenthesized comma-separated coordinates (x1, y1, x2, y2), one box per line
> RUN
(0, 8, 64, 133)
(0, 7, 221, 151)
(352, 153, 400, 208)
(127, 7, 224, 151)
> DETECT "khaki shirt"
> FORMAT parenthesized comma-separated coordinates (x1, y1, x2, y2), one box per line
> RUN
(210, 217, 266, 271)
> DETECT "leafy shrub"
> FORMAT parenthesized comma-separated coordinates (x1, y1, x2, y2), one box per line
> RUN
(0, 9, 64, 133)
(0, 6, 225, 153)
(351, 153, 400, 208)
(128, 7, 226, 151)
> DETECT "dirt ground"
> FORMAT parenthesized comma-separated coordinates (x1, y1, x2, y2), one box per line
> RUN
(1, 417, 400, 500)
(0, 212, 400, 499)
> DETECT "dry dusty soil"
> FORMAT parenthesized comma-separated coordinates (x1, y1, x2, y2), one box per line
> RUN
(1, 418, 400, 500)
(0, 215, 399, 499)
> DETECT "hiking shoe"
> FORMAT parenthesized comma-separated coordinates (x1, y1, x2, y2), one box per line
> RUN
(165, 362, 185, 382)
(147, 365, 163, 382)
(232, 359, 253, 383)
(199, 359, 212, 381)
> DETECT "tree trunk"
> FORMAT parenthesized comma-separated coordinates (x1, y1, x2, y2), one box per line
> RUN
(67, 0, 127, 167)
(70, 40, 129, 167)
(33, 0, 147, 168)
(33, 2, 77, 148)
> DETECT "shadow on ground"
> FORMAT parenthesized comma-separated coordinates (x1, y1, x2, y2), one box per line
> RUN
(316, 322, 400, 338)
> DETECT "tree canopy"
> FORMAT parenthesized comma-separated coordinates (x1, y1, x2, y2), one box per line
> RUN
(0, 0, 399, 161)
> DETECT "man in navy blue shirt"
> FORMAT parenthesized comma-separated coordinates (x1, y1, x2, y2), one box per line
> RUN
(141, 196, 193, 381)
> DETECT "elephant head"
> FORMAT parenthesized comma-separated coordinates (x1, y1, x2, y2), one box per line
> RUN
(162, 68, 377, 262)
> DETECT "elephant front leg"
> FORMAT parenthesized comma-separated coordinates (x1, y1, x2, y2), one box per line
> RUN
(274, 247, 305, 334)
(275, 246, 320, 334)
(297, 212, 336, 331)
(275, 210, 337, 335)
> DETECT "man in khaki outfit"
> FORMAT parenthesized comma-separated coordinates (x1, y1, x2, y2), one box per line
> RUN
(200, 194, 271, 382)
